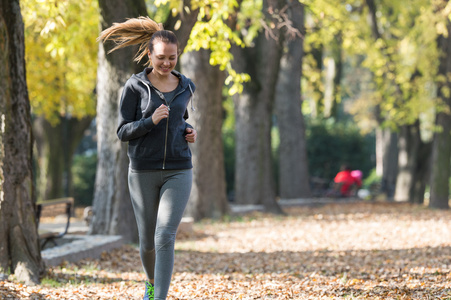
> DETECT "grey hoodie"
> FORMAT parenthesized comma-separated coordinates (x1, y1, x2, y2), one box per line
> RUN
(117, 68, 196, 170)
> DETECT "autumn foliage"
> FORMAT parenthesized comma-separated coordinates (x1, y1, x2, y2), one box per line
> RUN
(1, 202, 450, 299)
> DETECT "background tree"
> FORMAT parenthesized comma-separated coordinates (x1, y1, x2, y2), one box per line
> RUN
(178, 0, 251, 219)
(363, 0, 438, 203)
(21, 0, 98, 201)
(430, 2, 451, 209)
(89, 0, 148, 242)
(231, 0, 285, 213)
(181, 49, 229, 220)
(0, 0, 44, 284)
(275, 0, 311, 199)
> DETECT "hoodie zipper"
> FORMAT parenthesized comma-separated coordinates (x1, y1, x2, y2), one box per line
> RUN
(136, 76, 193, 170)
(161, 87, 188, 169)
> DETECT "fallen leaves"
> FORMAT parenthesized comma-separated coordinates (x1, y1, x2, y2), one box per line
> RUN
(1, 202, 451, 299)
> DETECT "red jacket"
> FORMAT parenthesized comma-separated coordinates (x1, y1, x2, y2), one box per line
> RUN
(334, 170, 361, 196)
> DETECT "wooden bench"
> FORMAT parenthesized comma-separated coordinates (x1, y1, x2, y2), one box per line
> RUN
(36, 197, 74, 248)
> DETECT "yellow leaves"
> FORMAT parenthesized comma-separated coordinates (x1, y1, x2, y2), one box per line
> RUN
(154, 0, 170, 6)
(173, 19, 182, 31)
(40, 16, 66, 36)
(225, 69, 251, 95)
(22, 0, 98, 125)
(436, 21, 448, 36)
(186, 12, 251, 95)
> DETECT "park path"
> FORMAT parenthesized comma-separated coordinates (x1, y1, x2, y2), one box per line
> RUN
(1, 201, 451, 299)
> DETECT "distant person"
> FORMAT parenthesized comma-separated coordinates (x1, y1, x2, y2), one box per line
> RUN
(98, 17, 197, 300)
(350, 169, 363, 187)
(333, 165, 362, 197)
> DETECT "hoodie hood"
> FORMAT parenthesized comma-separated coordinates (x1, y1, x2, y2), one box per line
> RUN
(131, 68, 195, 113)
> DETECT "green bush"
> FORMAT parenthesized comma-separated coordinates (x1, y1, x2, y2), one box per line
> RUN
(305, 118, 375, 182)
(221, 115, 375, 196)
(363, 168, 381, 189)
(222, 97, 235, 198)
(71, 152, 97, 207)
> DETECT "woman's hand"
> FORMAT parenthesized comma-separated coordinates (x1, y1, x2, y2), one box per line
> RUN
(151, 104, 169, 125)
(185, 128, 197, 143)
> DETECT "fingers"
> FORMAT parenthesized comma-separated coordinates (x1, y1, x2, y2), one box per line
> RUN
(185, 128, 197, 143)
(151, 104, 169, 125)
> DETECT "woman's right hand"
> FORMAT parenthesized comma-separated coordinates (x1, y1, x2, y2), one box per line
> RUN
(151, 104, 169, 125)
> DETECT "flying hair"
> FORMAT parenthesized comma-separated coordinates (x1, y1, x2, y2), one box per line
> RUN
(97, 16, 164, 65)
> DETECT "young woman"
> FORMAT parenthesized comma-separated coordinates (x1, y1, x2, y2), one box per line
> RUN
(98, 17, 197, 300)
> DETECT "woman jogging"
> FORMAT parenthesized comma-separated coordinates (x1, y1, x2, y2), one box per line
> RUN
(98, 17, 197, 300)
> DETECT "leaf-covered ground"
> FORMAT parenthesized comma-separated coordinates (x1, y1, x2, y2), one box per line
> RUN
(1, 201, 451, 299)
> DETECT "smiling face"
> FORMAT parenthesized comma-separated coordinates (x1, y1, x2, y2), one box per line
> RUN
(148, 41, 178, 77)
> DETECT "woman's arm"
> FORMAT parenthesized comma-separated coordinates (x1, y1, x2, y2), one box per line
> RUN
(117, 81, 155, 142)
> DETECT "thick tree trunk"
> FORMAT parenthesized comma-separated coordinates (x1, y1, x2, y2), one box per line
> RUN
(0, 0, 44, 284)
(275, 1, 311, 199)
(231, 0, 285, 213)
(33, 116, 93, 201)
(180, 49, 229, 220)
(430, 17, 451, 209)
(90, 0, 148, 242)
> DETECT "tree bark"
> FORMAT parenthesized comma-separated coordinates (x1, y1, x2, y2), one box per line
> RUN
(412, 140, 432, 204)
(376, 128, 398, 199)
(0, 0, 44, 284)
(430, 16, 451, 209)
(394, 122, 425, 202)
(275, 1, 311, 199)
(90, 0, 148, 242)
(33, 116, 93, 201)
(231, 0, 285, 213)
(180, 49, 229, 220)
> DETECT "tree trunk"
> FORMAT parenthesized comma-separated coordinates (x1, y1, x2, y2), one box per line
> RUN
(323, 33, 342, 119)
(395, 121, 431, 203)
(90, 0, 148, 242)
(430, 17, 451, 209)
(180, 49, 229, 220)
(376, 128, 398, 199)
(394, 123, 421, 202)
(366, 0, 407, 202)
(231, 0, 285, 213)
(0, 0, 44, 284)
(33, 115, 93, 201)
(275, 1, 311, 199)
(412, 140, 432, 204)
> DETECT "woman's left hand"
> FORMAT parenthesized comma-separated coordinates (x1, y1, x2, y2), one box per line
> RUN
(185, 128, 197, 143)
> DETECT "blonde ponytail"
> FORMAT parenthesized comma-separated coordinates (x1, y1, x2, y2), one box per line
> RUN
(97, 16, 163, 65)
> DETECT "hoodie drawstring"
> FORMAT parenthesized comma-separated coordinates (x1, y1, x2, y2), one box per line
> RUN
(188, 84, 195, 112)
(138, 79, 152, 115)
(138, 77, 195, 114)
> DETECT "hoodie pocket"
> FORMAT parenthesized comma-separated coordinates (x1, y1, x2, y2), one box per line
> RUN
(128, 136, 165, 160)
(167, 127, 191, 159)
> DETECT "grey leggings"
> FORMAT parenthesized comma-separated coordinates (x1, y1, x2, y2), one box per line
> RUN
(128, 168, 192, 300)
